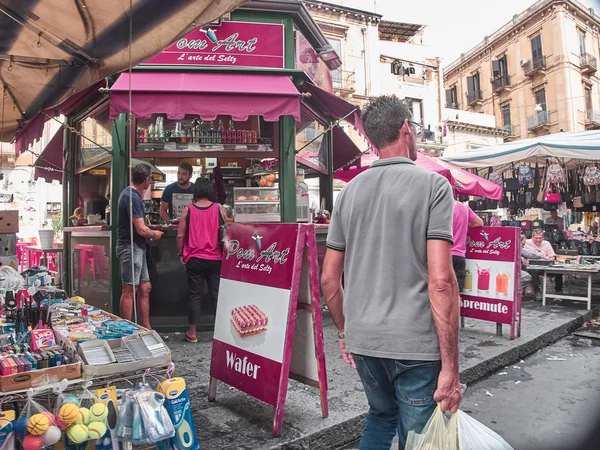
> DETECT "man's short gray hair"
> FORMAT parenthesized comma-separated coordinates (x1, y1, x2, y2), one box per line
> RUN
(532, 228, 544, 236)
(361, 95, 412, 150)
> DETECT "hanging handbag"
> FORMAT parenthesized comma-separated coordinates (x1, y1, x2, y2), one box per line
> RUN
(583, 186, 595, 205)
(537, 165, 547, 204)
(518, 164, 534, 186)
(517, 189, 526, 206)
(543, 190, 561, 204)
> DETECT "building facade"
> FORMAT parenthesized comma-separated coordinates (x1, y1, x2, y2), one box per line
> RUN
(304, 0, 445, 154)
(444, 0, 600, 142)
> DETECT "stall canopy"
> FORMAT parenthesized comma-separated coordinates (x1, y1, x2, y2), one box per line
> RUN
(0, 0, 247, 145)
(110, 72, 301, 121)
(34, 129, 63, 183)
(443, 130, 600, 170)
(335, 151, 504, 200)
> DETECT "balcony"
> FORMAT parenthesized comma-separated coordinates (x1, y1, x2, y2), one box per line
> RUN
(523, 56, 546, 77)
(466, 90, 483, 106)
(445, 101, 460, 110)
(492, 75, 510, 93)
(332, 70, 356, 93)
(527, 111, 550, 131)
(580, 53, 597, 74)
(585, 109, 600, 129)
(503, 124, 515, 137)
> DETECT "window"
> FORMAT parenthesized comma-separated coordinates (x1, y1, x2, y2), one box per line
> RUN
(585, 86, 593, 113)
(406, 98, 424, 124)
(492, 55, 508, 79)
(467, 72, 482, 103)
(502, 105, 511, 126)
(579, 30, 586, 55)
(534, 88, 547, 111)
(445, 86, 458, 108)
(328, 38, 343, 89)
(531, 35, 543, 62)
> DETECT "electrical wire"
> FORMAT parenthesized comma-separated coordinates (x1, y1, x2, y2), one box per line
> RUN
(128, 0, 137, 325)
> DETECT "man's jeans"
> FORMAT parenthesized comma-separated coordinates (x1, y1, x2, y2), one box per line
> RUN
(353, 354, 440, 450)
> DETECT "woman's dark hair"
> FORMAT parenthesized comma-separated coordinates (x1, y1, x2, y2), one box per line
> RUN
(194, 177, 214, 201)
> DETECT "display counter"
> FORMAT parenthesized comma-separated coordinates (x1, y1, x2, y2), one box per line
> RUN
(63, 226, 111, 312)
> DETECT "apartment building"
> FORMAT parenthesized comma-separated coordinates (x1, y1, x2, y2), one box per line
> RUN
(444, 0, 600, 143)
(304, 0, 445, 154)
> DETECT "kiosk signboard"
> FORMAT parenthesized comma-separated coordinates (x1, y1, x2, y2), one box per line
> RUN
(461, 226, 522, 340)
(209, 223, 328, 436)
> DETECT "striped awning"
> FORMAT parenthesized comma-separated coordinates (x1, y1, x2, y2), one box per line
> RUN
(0, 0, 246, 146)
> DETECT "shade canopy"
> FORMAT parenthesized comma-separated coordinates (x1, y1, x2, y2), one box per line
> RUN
(34, 128, 63, 183)
(335, 151, 504, 200)
(443, 130, 600, 170)
(110, 72, 301, 121)
(1, 0, 246, 143)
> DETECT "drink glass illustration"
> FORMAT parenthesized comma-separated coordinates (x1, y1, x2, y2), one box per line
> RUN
(463, 269, 473, 293)
(496, 272, 509, 298)
(477, 267, 491, 294)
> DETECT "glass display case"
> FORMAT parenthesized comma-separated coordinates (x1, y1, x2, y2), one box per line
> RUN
(233, 187, 280, 223)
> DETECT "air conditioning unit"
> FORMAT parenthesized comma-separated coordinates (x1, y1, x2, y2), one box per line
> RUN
(520, 58, 529, 67)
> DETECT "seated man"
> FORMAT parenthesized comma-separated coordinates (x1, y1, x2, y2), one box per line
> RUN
(523, 229, 563, 300)
(520, 234, 535, 296)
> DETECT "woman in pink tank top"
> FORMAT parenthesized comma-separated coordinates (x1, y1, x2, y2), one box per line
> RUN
(177, 178, 225, 342)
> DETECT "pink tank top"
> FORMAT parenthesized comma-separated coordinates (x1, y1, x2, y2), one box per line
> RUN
(183, 203, 222, 262)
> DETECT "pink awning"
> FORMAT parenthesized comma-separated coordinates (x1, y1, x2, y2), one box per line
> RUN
(34, 129, 64, 183)
(110, 72, 301, 122)
(335, 151, 504, 200)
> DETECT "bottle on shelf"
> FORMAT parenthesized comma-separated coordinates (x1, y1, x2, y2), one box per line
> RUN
(148, 124, 155, 143)
(200, 120, 206, 144)
(227, 120, 235, 144)
(251, 130, 258, 144)
(236, 128, 243, 144)
(217, 120, 224, 144)
(209, 121, 216, 144)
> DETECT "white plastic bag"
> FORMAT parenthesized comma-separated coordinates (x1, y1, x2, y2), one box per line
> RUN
(405, 406, 513, 450)
(454, 410, 513, 450)
(406, 406, 455, 450)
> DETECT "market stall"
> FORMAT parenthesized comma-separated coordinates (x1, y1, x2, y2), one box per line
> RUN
(39, 4, 364, 329)
(0, 266, 196, 449)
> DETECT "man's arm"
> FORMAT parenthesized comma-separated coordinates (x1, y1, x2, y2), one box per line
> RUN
(428, 239, 462, 413)
(132, 218, 161, 240)
(321, 248, 355, 368)
(159, 201, 171, 224)
(467, 207, 484, 227)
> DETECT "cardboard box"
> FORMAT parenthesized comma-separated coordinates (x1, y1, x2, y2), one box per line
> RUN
(0, 211, 18, 234)
(0, 362, 82, 392)
(0, 234, 16, 256)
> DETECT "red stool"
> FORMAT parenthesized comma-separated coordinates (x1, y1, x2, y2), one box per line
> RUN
(79, 244, 97, 280)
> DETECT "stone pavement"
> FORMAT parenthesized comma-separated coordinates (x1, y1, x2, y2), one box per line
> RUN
(165, 295, 600, 450)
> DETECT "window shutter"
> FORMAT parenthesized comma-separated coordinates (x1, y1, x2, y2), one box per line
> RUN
(492, 60, 501, 79)
(467, 76, 475, 96)
(445, 89, 453, 107)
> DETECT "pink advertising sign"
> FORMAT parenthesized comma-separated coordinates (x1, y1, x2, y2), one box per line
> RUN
(295, 31, 333, 93)
(461, 227, 522, 340)
(142, 21, 285, 68)
(208, 224, 328, 436)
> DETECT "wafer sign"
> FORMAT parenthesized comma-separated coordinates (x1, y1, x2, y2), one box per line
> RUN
(209, 223, 328, 436)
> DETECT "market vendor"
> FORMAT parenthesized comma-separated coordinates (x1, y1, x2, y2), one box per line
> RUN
(159, 162, 194, 224)
(524, 229, 563, 300)
(545, 210, 564, 229)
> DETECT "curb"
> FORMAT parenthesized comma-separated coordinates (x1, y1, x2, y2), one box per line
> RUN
(271, 306, 600, 450)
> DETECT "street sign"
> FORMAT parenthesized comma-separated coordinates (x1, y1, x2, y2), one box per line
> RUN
(461, 226, 522, 340)
(208, 223, 328, 436)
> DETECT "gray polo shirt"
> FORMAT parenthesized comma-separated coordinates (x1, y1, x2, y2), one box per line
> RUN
(327, 157, 454, 360)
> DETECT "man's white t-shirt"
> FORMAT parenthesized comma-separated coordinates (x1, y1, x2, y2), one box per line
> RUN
(524, 239, 555, 259)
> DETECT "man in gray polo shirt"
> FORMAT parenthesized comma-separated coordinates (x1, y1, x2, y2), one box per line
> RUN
(322, 95, 461, 449)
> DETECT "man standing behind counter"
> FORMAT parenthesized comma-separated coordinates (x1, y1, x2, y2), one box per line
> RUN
(160, 162, 194, 224)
